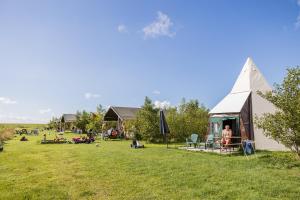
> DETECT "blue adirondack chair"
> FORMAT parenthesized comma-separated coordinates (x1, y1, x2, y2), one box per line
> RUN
(186, 133, 199, 148)
(205, 134, 214, 149)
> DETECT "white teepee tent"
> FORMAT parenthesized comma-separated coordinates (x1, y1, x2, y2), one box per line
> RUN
(209, 57, 287, 151)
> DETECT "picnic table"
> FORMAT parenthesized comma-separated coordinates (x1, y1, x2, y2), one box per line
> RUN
(212, 136, 242, 153)
(212, 136, 256, 157)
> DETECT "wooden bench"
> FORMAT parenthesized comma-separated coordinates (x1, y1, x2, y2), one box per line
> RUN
(217, 136, 242, 153)
(220, 142, 242, 153)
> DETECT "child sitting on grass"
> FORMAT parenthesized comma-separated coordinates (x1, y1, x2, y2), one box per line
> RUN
(20, 136, 28, 141)
(131, 139, 144, 148)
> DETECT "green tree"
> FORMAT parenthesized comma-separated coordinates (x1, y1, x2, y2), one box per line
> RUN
(75, 110, 90, 133)
(87, 104, 106, 133)
(135, 97, 160, 142)
(256, 67, 300, 158)
(96, 104, 106, 115)
(123, 119, 137, 139)
(135, 97, 209, 143)
(48, 117, 60, 130)
(167, 99, 209, 142)
(86, 113, 102, 133)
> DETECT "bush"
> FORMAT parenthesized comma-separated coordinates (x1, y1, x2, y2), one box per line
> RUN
(134, 97, 209, 143)
(0, 128, 14, 151)
(0, 128, 14, 142)
(258, 152, 300, 169)
(167, 99, 209, 142)
(135, 97, 160, 143)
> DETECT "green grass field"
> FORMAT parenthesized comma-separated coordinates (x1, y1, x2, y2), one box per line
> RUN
(0, 123, 46, 129)
(1, 130, 300, 200)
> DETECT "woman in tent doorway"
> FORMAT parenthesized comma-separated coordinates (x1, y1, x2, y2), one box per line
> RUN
(221, 125, 232, 150)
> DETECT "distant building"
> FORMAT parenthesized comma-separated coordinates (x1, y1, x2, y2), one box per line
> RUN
(104, 106, 140, 130)
(61, 114, 77, 131)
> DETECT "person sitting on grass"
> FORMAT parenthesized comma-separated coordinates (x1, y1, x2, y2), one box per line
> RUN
(131, 139, 144, 149)
(221, 125, 232, 150)
(20, 136, 28, 141)
(0, 141, 3, 151)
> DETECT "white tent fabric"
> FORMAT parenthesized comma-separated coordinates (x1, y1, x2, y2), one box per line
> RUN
(209, 91, 250, 114)
(252, 92, 286, 150)
(210, 57, 287, 151)
(231, 57, 272, 94)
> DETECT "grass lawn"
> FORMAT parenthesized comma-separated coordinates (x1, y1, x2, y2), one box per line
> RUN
(0, 123, 46, 129)
(1, 132, 300, 200)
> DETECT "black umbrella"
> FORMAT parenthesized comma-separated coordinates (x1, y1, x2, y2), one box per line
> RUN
(159, 110, 170, 148)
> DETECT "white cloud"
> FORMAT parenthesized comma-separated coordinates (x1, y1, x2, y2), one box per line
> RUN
(154, 100, 171, 109)
(152, 90, 161, 95)
(84, 92, 100, 99)
(0, 97, 17, 104)
(117, 24, 128, 33)
(143, 11, 175, 39)
(39, 108, 52, 114)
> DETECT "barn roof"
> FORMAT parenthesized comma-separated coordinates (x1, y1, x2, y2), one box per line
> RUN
(104, 106, 140, 121)
(61, 114, 77, 123)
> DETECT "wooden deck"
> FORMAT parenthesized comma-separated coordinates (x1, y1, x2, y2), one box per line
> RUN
(178, 146, 240, 154)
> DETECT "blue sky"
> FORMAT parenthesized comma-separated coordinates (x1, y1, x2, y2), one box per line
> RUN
(0, 0, 300, 123)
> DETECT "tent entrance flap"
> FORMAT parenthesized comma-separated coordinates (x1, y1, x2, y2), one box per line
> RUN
(222, 119, 238, 136)
(222, 118, 241, 145)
